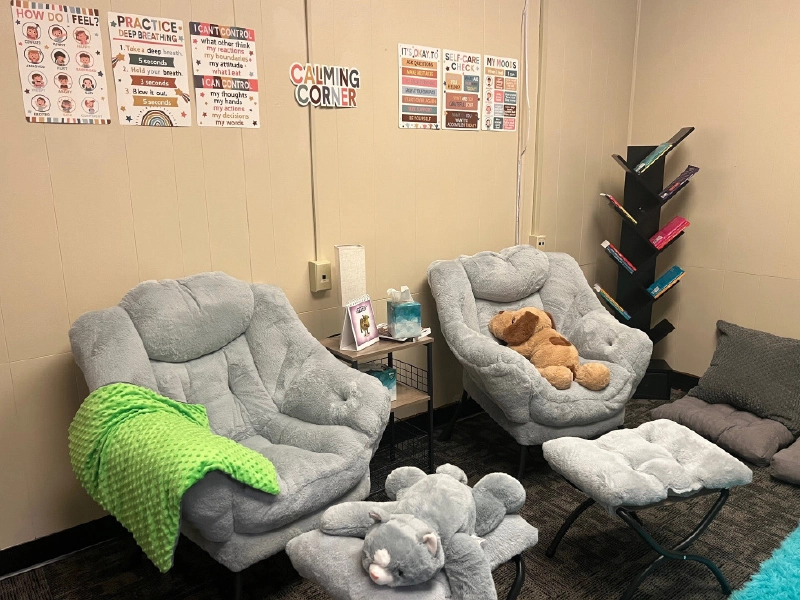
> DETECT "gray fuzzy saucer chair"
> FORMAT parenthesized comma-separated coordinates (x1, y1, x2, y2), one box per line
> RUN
(428, 245, 652, 477)
(69, 272, 391, 594)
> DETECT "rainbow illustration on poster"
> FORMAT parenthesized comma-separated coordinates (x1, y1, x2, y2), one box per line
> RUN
(140, 109, 173, 126)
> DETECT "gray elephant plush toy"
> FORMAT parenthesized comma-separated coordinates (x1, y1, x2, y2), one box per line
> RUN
(320, 464, 526, 600)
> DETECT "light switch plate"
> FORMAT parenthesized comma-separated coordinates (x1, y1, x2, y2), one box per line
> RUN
(309, 260, 332, 292)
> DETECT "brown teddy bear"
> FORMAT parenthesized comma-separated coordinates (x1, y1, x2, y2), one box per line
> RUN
(488, 307, 610, 391)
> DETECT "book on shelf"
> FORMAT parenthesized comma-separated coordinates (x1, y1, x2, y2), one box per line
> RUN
(601, 240, 636, 273)
(593, 284, 631, 320)
(600, 193, 638, 225)
(648, 266, 685, 298)
(634, 142, 672, 173)
(650, 216, 690, 250)
(659, 165, 700, 201)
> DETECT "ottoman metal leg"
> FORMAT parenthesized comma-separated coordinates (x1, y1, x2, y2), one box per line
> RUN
(545, 497, 596, 557)
(616, 489, 732, 600)
(506, 554, 526, 600)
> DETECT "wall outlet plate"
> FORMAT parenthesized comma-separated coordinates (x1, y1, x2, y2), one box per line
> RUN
(530, 234, 547, 251)
(309, 260, 332, 292)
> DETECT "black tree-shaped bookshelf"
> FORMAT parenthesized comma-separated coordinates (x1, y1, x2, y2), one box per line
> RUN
(598, 126, 699, 398)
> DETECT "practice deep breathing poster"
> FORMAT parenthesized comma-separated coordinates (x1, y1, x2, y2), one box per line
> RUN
(11, 1, 111, 124)
(482, 55, 518, 131)
(108, 13, 192, 126)
(442, 49, 480, 130)
(190, 21, 259, 128)
(398, 43, 440, 129)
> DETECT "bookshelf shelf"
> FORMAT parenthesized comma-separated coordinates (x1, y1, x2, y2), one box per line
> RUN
(651, 230, 685, 253)
(595, 287, 631, 322)
(648, 319, 675, 345)
(599, 127, 696, 399)
(611, 154, 661, 197)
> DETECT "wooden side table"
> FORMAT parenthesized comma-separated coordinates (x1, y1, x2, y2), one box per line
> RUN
(319, 335, 435, 475)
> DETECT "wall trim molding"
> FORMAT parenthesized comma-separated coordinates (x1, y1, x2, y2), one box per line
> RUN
(0, 516, 125, 580)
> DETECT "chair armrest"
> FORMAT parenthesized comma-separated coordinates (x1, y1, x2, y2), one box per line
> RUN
(181, 471, 236, 542)
(569, 309, 652, 379)
(280, 350, 391, 443)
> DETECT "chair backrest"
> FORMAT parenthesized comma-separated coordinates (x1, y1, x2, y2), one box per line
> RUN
(429, 245, 603, 340)
(70, 272, 312, 441)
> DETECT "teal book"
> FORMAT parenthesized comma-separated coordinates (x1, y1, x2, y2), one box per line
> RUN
(634, 142, 672, 173)
(648, 266, 685, 298)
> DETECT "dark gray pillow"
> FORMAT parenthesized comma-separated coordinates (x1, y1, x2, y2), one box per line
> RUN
(691, 321, 800, 436)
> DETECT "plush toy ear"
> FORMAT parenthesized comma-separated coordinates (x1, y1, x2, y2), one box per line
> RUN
(422, 533, 438, 555)
(369, 508, 391, 523)
(544, 311, 556, 330)
(504, 311, 538, 345)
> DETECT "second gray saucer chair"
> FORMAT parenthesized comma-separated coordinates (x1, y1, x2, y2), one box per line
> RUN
(428, 245, 652, 478)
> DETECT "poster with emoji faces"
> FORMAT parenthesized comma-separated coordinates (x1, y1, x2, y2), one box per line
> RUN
(482, 55, 518, 132)
(10, 1, 111, 123)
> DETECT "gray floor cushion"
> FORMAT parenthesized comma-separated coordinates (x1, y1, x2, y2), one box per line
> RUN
(691, 320, 800, 436)
(771, 438, 800, 485)
(542, 419, 753, 509)
(651, 395, 794, 467)
(286, 515, 538, 600)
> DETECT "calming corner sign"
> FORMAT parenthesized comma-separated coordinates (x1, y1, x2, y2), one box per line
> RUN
(289, 63, 360, 108)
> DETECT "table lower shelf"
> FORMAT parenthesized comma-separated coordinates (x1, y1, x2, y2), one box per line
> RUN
(391, 382, 430, 411)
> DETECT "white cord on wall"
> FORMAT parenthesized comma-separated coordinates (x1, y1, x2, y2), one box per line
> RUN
(514, 0, 530, 245)
(515, 0, 542, 245)
(304, 0, 320, 261)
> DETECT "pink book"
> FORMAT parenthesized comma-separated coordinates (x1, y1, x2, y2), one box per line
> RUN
(650, 216, 689, 249)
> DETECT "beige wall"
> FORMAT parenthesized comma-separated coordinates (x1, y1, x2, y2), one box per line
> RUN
(534, 0, 639, 292)
(0, 0, 539, 549)
(630, 0, 800, 375)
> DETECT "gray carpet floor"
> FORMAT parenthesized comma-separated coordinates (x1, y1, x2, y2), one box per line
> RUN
(2, 396, 798, 600)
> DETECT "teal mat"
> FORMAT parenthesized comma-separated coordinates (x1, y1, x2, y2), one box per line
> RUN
(732, 523, 800, 599)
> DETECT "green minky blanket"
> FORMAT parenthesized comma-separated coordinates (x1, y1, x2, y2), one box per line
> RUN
(68, 382, 280, 572)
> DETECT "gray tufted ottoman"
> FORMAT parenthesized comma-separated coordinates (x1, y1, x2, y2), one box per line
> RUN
(542, 419, 752, 600)
(286, 514, 538, 600)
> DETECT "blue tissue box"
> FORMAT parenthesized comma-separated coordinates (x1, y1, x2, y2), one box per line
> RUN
(361, 365, 397, 400)
(387, 300, 422, 339)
